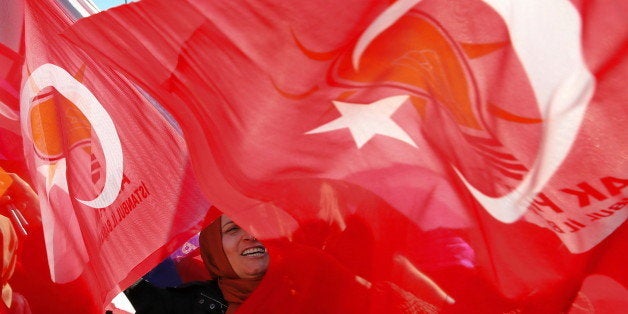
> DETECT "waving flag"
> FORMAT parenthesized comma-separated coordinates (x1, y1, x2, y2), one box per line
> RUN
(64, 0, 628, 312)
(58, 1, 628, 313)
(2, 0, 212, 312)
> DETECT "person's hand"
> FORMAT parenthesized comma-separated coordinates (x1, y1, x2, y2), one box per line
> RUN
(0, 171, 41, 236)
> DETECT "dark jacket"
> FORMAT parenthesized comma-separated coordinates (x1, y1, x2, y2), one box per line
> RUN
(125, 279, 228, 314)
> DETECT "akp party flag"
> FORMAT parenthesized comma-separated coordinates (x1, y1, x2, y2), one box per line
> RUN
(66, 0, 627, 312)
(7, 0, 211, 312)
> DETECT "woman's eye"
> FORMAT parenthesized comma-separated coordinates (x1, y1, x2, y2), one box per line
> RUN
(225, 226, 240, 233)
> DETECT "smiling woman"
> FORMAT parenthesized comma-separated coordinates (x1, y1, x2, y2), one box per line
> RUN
(199, 215, 269, 313)
(124, 212, 269, 314)
(217, 216, 270, 279)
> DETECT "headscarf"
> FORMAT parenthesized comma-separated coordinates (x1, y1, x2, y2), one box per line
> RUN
(199, 215, 263, 313)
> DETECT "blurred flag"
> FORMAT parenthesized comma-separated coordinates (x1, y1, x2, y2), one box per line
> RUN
(59, 0, 627, 312)
(0, 0, 24, 164)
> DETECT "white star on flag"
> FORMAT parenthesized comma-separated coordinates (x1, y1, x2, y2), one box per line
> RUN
(306, 95, 418, 149)
(38, 161, 69, 194)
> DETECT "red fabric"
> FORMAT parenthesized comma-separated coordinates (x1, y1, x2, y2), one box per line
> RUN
(1, 0, 213, 312)
(56, 0, 628, 312)
(199, 215, 262, 313)
(0, 1, 25, 165)
(174, 249, 212, 283)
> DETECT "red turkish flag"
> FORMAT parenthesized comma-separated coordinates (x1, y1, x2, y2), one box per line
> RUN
(66, 0, 627, 312)
(3, 0, 212, 312)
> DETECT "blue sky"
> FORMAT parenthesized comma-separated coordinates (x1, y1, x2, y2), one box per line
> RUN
(92, 0, 128, 10)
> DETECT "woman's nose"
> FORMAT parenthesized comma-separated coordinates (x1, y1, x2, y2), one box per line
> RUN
(243, 233, 257, 241)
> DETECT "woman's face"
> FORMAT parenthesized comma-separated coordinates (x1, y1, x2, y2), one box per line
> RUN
(221, 215, 269, 279)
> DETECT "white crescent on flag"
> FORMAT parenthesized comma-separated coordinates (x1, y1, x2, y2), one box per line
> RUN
(459, 0, 594, 223)
(20, 63, 124, 209)
(353, 0, 594, 225)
